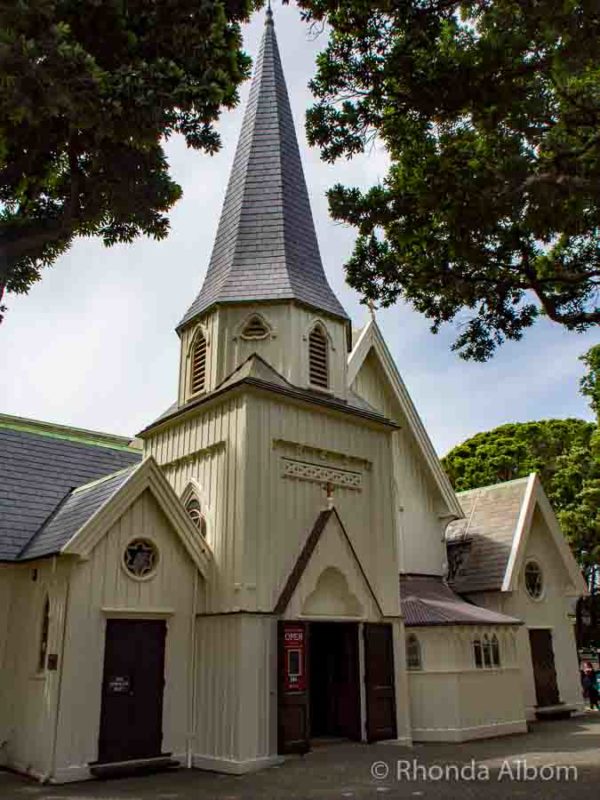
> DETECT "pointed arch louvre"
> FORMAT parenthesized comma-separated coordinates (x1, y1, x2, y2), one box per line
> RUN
(190, 329, 207, 395)
(308, 325, 329, 388)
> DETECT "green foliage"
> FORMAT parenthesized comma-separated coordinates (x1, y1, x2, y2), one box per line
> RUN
(0, 0, 262, 319)
(580, 343, 600, 419)
(566, 344, 600, 583)
(443, 418, 594, 494)
(295, 0, 600, 359)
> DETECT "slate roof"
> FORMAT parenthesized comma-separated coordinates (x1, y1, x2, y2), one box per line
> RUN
(20, 466, 138, 561)
(400, 575, 522, 627)
(178, 8, 348, 331)
(445, 477, 530, 593)
(140, 353, 395, 436)
(0, 424, 142, 561)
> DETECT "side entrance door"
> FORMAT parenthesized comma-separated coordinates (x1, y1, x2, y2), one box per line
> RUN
(98, 619, 166, 763)
(364, 623, 397, 742)
(529, 628, 560, 708)
(278, 621, 310, 754)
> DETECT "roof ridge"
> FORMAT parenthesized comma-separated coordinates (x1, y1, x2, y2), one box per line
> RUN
(70, 462, 140, 495)
(0, 413, 140, 453)
(456, 474, 532, 495)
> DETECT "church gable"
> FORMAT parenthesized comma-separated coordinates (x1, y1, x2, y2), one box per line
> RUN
(520, 508, 578, 598)
(275, 509, 383, 620)
(448, 474, 587, 596)
(62, 457, 213, 578)
(503, 476, 587, 596)
(348, 322, 461, 521)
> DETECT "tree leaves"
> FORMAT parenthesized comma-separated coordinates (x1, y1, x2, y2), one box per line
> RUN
(297, 0, 600, 359)
(0, 0, 262, 320)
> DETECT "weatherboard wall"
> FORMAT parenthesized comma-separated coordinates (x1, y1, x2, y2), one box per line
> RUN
(407, 625, 526, 741)
(350, 350, 448, 576)
(192, 614, 279, 771)
(143, 395, 246, 612)
(144, 383, 400, 615)
(0, 558, 70, 779)
(243, 391, 401, 615)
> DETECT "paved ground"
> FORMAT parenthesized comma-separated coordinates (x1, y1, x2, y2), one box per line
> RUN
(1, 714, 599, 799)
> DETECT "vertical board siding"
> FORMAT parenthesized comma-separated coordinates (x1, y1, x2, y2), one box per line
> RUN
(244, 394, 399, 616)
(351, 351, 447, 575)
(193, 615, 240, 759)
(148, 388, 399, 615)
(193, 615, 277, 763)
(145, 397, 247, 611)
(0, 559, 70, 778)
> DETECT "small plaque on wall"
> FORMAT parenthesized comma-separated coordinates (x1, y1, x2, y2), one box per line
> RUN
(47, 654, 58, 671)
(108, 675, 131, 694)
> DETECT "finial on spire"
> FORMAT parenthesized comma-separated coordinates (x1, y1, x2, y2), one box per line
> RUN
(266, 0, 273, 24)
(367, 298, 377, 321)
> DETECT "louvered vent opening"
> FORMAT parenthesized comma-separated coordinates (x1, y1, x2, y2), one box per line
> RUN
(190, 333, 207, 395)
(308, 327, 329, 389)
(241, 315, 269, 340)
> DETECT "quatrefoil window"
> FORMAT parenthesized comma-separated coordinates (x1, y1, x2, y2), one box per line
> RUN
(123, 539, 159, 579)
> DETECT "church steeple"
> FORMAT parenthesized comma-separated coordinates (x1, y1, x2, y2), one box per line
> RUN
(178, 8, 348, 332)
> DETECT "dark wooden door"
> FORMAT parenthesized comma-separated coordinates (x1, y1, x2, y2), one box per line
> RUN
(336, 623, 361, 740)
(529, 629, 560, 708)
(278, 621, 310, 754)
(309, 623, 360, 740)
(364, 623, 397, 742)
(98, 619, 166, 763)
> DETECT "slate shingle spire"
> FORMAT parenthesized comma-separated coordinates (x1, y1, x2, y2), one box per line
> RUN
(178, 8, 348, 331)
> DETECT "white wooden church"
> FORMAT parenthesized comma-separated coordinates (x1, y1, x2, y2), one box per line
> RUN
(0, 8, 587, 783)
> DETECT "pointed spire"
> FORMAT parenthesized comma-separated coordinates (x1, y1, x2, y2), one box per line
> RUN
(178, 8, 348, 331)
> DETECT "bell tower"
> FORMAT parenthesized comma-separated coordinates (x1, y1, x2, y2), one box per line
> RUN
(176, 7, 350, 406)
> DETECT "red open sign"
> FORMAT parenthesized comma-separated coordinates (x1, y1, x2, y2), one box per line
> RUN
(283, 624, 306, 692)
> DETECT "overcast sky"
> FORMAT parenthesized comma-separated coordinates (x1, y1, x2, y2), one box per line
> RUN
(1, 3, 597, 456)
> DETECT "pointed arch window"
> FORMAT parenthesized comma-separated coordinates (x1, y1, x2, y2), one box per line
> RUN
(524, 560, 544, 600)
(474, 633, 500, 668)
(38, 596, 50, 672)
(240, 314, 270, 340)
(308, 324, 329, 389)
(482, 634, 493, 668)
(491, 634, 501, 667)
(190, 330, 207, 396)
(473, 636, 483, 669)
(185, 496, 207, 538)
(406, 634, 422, 671)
